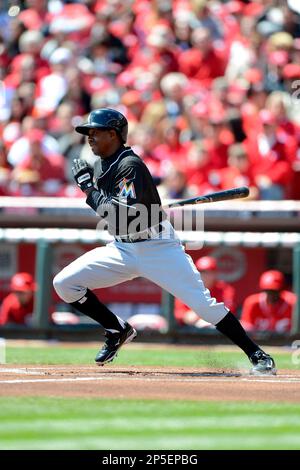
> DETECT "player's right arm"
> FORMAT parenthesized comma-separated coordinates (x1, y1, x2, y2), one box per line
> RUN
(72, 158, 116, 213)
(72, 157, 146, 232)
(86, 159, 144, 214)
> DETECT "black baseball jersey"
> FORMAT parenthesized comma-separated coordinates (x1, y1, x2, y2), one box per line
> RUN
(86, 146, 166, 236)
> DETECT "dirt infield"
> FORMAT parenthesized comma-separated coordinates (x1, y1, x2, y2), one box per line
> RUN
(1, 364, 300, 402)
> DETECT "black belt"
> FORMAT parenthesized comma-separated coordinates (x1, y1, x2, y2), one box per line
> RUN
(114, 223, 164, 243)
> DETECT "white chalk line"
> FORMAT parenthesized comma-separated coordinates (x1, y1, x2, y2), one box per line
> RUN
(0, 376, 110, 384)
(0, 368, 47, 375)
(0, 375, 300, 385)
(1, 367, 300, 385)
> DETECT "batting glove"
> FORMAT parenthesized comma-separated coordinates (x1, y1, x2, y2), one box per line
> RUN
(72, 159, 94, 192)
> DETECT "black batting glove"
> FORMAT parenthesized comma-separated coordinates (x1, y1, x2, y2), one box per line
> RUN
(72, 159, 94, 192)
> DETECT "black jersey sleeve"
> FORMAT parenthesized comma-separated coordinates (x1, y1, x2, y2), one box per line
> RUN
(85, 159, 143, 214)
(85, 189, 114, 214)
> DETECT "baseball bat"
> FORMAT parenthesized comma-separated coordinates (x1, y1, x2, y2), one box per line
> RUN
(164, 186, 250, 209)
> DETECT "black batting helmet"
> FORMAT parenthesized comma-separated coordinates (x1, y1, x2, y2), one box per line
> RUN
(75, 108, 128, 143)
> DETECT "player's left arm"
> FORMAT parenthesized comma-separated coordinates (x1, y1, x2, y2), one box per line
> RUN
(82, 159, 144, 216)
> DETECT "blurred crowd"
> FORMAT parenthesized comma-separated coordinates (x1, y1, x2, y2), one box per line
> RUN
(1, 0, 300, 199)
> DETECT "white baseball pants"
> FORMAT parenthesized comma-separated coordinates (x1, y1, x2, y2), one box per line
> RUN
(53, 224, 229, 325)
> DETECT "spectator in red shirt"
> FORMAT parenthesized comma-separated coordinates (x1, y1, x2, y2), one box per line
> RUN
(179, 27, 226, 86)
(12, 129, 66, 196)
(204, 115, 235, 169)
(0, 272, 36, 326)
(244, 109, 294, 199)
(153, 118, 192, 169)
(131, 23, 179, 76)
(184, 139, 220, 195)
(130, 124, 162, 181)
(18, 0, 49, 32)
(217, 143, 258, 198)
(175, 256, 236, 328)
(265, 91, 299, 141)
(241, 270, 296, 333)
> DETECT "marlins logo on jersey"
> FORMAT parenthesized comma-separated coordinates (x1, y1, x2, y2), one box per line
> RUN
(118, 178, 136, 199)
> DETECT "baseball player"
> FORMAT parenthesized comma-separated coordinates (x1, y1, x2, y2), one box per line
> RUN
(241, 270, 296, 333)
(53, 108, 276, 375)
(0, 273, 36, 326)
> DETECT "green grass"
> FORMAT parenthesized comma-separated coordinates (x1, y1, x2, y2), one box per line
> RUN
(5, 345, 298, 370)
(2, 344, 299, 450)
(0, 398, 299, 450)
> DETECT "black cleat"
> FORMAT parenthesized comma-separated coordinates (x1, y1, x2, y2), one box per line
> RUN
(249, 350, 277, 376)
(95, 323, 137, 366)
